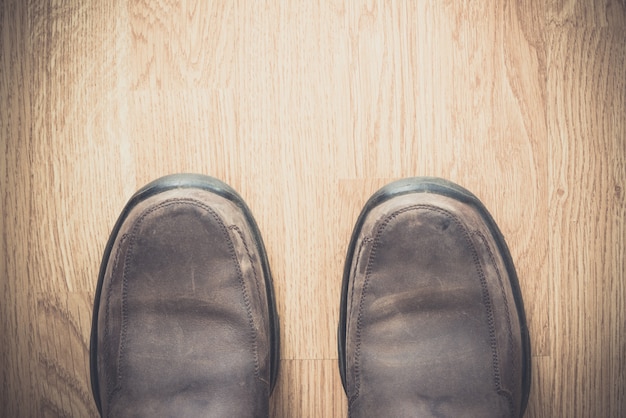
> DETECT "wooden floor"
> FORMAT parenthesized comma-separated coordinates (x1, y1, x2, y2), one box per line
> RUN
(1, 1, 625, 417)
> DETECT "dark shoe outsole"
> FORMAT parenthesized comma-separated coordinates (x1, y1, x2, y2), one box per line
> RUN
(337, 177, 531, 416)
(89, 174, 280, 415)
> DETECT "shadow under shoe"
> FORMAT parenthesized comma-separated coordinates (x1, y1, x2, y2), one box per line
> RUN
(90, 174, 279, 418)
(339, 177, 530, 418)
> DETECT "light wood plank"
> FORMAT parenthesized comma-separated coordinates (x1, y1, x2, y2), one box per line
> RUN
(547, 26, 626, 417)
(36, 292, 98, 417)
(2, 1, 39, 416)
(270, 360, 347, 418)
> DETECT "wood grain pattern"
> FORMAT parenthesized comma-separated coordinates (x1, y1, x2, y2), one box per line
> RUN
(547, 26, 626, 417)
(1, 1, 624, 416)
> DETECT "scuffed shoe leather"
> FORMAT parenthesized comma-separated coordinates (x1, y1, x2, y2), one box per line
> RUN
(339, 178, 531, 418)
(90, 174, 279, 418)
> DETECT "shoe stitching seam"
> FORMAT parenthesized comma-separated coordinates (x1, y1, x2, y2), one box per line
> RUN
(103, 233, 128, 408)
(473, 230, 516, 416)
(346, 236, 372, 401)
(108, 198, 259, 411)
(350, 204, 505, 412)
(228, 224, 263, 378)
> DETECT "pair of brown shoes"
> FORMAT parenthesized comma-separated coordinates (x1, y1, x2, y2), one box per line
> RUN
(90, 174, 530, 417)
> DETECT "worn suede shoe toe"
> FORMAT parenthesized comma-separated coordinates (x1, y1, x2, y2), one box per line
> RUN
(90, 174, 279, 418)
(339, 177, 530, 418)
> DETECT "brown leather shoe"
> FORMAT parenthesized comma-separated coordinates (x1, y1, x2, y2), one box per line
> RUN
(90, 174, 279, 417)
(338, 178, 530, 417)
